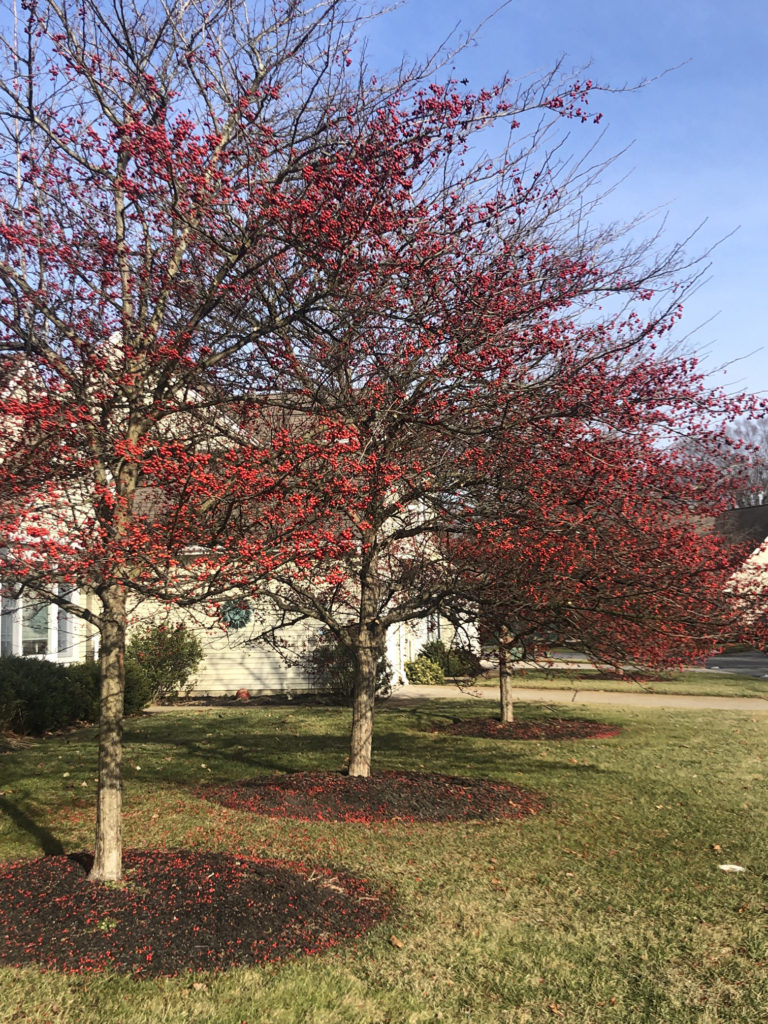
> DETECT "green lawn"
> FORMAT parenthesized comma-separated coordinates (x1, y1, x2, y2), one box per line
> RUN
(472, 666, 768, 699)
(1, 700, 767, 1023)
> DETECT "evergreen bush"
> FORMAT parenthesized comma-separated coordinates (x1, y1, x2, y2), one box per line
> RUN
(126, 622, 203, 700)
(0, 656, 86, 734)
(65, 659, 152, 718)
(303, 631, 392, 703)
(419, 639, 482, 677)
(0, 653, 155, 735)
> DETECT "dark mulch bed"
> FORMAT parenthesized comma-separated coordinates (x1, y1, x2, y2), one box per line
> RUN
(431, 717, 622, 741)
(0, 850, 388, 976)
(208, 769, 544, 823)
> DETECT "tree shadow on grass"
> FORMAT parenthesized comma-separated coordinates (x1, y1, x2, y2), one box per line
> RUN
(122, 707, 353, 782)
(0, 796, 65, 856)
(119, 706, 615, 809)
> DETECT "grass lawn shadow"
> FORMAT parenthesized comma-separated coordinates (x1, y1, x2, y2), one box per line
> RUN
(0, 796, 65, 856)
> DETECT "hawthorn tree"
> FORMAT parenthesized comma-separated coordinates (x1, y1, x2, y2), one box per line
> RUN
(0, 0, 626, 873)
(0, 0, 410, 880)
(227, 74, 760, 774)
(0, 1, 760, 843)
(445, 425, 749, 722)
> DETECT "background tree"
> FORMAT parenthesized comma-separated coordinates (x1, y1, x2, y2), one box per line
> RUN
(0, 0, 761, 835)
(674, 416, 768, 509)
(445, 426, 747, 723)
(227, 58, 758, 775)
(722, 419, 768, 506)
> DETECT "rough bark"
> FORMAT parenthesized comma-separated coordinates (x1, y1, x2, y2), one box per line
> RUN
(499, 630, 515, 724)
(89, 586, 126, 882)
(348, 622, 384, 777)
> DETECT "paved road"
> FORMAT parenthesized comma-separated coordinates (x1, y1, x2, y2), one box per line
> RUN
(704, 651, 768, 678)
(386, 683, 768, 711)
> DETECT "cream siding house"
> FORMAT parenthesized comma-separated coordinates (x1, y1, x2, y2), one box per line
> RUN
(0, 356, 453, 693)
(0, 587, 438, 695)
(161, 605, 438, 696)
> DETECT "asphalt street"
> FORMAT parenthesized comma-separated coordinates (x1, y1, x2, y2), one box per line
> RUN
(704, 651, 768, 678)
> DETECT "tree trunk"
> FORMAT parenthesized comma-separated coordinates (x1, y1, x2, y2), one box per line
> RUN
(348, 625, 382, 777)
(89, 586, 126, 882)
(499, 630, 514, 724)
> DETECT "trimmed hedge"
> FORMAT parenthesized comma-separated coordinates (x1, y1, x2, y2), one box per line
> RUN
(0, 622, 204, 734)
(0, 656, 151, 735)
(63, 659, 152, 718)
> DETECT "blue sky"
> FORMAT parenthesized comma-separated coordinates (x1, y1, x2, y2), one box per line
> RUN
(364, 0, 768, 401)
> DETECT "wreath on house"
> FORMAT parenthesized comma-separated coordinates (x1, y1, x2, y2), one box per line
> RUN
(220, 600, 253, 630)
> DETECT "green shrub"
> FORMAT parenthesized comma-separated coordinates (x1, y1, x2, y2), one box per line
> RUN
(404, 655, 444, 686)
(0, 655, 153, 735)
(61, 661, 100, 723)
(419, 639, 482, 678)
(123, 659, 155, 714)
(303, 631, 392, 703)
(0, 670, 20, 731)
(126, 622, 203, 700)
(65, 659, 152, 718)
(0, 656, 86, 734)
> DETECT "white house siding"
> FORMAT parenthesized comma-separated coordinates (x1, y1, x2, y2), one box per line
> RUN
(169, 609, 447, 695)
(182, 614, 316, 697)
(0, 587, 452, 696)
(727, 538, 768, 633)
(387, 618, 432, 684)
(189, 616, 446, 695)
(179, 614, 424, 695)
(742, 539, 768, 572)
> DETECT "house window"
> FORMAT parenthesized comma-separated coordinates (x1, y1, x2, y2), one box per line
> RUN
(22, 599, 50, 656)
(1, 596, 15, 656)
(0, 588, 83, 661)
(57, 593, 77, 658)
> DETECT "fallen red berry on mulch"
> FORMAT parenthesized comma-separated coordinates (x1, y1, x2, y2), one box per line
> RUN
(0, 850, 388, 976)
(208, 769, 544, 823)
(431, 717, 622, 740)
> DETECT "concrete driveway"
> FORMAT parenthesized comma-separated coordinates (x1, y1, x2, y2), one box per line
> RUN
(386, 683, 768, 712)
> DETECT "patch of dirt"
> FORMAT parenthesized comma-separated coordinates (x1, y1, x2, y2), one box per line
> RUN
(208, 769, 545, 823)
(431, 717, 622, 741)
(0, 850, 388, 976)
(0, 732, 37, 753)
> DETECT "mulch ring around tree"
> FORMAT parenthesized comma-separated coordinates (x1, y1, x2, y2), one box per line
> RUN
(431, 717, 622, 741)
(0, 850, 388, 976)
(208, 769, 545, 823)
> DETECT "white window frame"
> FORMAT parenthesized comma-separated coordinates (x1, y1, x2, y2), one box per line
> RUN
(0, 586, 83, 663)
